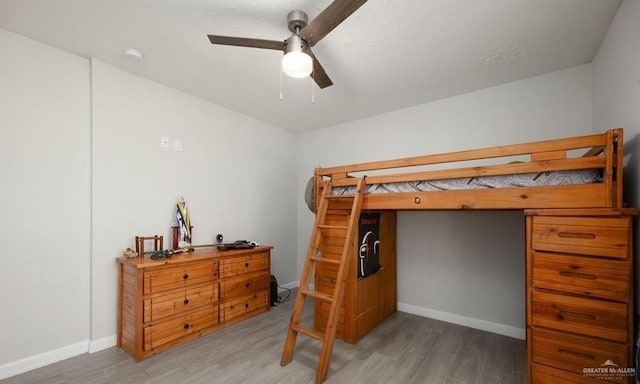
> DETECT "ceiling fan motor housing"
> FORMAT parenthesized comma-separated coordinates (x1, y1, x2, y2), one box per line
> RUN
(287, 10, 309, 33)
(285, 34, 310, 54)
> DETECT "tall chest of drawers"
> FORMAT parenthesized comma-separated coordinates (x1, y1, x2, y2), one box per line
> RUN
(117, 246, 271, 361)
(525, 209, 636, 383)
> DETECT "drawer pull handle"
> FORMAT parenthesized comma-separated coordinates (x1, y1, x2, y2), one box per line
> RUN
(245, 262, 250, 268)
(559, 271, 596, 280)
(245, 303, 249, 309)
(184, 323, 190, 330)
(184, 299, 189, 305)
(183, 273, 189, 280)
(245, 283, 250, 288)
(558, 232, 596, 240)
(558, 348, 595, 361)
(556, 310, 597, 321)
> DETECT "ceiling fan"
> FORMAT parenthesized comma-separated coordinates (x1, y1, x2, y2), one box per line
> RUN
(207, 0, 367, 89)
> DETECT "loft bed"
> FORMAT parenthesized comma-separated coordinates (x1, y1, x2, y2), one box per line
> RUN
(299, 128, 632, 384)
(311, 128, 624, 211)
(297, 128, 631, 384)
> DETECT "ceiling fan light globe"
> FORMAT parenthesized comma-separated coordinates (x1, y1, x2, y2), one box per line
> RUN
(282, 51, 313, 78)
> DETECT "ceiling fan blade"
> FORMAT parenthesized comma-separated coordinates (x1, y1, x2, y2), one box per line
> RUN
(309, 52, 333, 89)
(207, 35, 285, 51)
(300, 0, 367, 47)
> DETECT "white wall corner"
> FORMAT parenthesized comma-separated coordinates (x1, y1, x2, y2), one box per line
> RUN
(0, 340, 89, 380)
(88, 335, 117, 354)
(398, 302, 526, 340)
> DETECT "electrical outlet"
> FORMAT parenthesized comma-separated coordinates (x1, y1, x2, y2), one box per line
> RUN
(160, 136, 169, 148)
(174, 139, 183, 151)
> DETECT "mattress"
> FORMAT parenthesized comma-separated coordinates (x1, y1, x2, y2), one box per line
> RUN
(332, 169, 603, 195)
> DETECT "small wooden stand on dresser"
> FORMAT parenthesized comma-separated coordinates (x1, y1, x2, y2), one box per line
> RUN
(525, 209, 637, 383)
(117, 246, 272, 361)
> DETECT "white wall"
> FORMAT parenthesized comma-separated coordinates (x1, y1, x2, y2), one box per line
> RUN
(90, 59, 298, 343)
(592, 0, 640, 309)
(0, 28, 91, 373)
(297, 64, 593, 336)
(0, 27, 298, 379)
(593, 0, 640, 208)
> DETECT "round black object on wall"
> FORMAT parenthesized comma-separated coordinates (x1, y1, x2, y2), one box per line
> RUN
(304, 176, 315, 213)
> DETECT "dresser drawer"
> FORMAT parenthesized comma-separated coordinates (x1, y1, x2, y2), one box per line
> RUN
(532, 252, 630, 301)
(144, 283, 217, 323)
(532, 328, 628, 378)
(143, 261, 218, 294)
(532, 291, 627, 343)
(531, 216, 629, 259)
(143, 305, 218, 351)
(220, 252, 269, 278)
(531, 363, 606, 384)
(219, 272, 269, 300)
(220, 290, 268, 322)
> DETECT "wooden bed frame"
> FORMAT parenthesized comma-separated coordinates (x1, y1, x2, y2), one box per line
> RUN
(294, 128, 634, 384)
(314, 128, 623, 210)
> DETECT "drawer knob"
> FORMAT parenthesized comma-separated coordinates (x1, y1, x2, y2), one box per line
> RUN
(558, 348, 594, 361)
(245, 262, 249, 268)
(558, 231, 596, 240)
(245, 303, 249, 309)
(245, 283, 250, 288)
(184, 323, 190, 330)
(183, 273, 189, 280)
(184, 299, 189, 305)
(559, 271, 596, 280)
(556, 309, 597, 321)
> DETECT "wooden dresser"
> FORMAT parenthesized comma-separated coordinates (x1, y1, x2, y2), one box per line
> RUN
(314, 211, 397, 344)
(525, 209, 636, 383)
(117, 246, 272, 361)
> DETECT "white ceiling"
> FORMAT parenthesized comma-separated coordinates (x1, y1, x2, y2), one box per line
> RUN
(0, 0, 621, 133)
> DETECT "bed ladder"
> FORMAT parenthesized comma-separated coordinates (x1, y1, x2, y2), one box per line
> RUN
(280, 178, 365, 384)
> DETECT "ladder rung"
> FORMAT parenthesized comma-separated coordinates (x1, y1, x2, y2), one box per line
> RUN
(301, 289, 335, 302)
(325, 210, 350, 215)
(292, 325, 324, 341)
(317, 225, 349, 230)
(325, 194, 355, 199)
(310, 256, 341, 265)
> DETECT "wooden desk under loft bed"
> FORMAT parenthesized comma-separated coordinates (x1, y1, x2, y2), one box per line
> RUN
(309, 128, 636, 384)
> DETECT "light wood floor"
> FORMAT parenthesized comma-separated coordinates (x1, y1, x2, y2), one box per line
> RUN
(2, 293, 526, 384)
